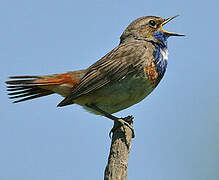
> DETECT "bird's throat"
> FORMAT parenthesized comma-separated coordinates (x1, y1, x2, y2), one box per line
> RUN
(152, 30, 169, 47)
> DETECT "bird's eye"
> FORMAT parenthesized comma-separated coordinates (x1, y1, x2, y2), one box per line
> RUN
(149, 20, 156, 26)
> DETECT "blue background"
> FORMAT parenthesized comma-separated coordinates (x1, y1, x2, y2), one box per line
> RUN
(1, 0, 218, 179)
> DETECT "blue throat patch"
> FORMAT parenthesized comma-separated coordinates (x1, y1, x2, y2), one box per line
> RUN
(152, 31, 169, 76)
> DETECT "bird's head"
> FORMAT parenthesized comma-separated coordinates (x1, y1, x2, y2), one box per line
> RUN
(120, 15, 184, 45)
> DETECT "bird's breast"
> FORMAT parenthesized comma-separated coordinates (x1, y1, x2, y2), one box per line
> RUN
(153, 45, 168, 78)
(144, 45, 168, 87)
(75, 44, 169, 115)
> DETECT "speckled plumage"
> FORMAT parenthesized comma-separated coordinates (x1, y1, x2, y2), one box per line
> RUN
(6, 15, 184, 115)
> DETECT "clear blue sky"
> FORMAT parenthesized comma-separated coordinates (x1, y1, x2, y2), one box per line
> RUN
(1, 0, 218, 180)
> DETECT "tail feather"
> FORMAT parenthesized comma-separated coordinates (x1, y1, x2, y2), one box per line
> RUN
(7, 85, 36, 91)
(6, 75, 60, 86)
(8, 87, 40, 96)
(11, 91, 54, 103)
(8, 75, 40, 79)
(6, 76, 55, 103)
(5, 71, 85, 104)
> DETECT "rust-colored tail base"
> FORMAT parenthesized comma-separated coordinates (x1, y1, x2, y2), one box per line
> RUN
(6, 70, 85, 104)
(6, 76, 54, 103)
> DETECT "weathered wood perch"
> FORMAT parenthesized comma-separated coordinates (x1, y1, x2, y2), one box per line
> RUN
(104, 116, 134, 180)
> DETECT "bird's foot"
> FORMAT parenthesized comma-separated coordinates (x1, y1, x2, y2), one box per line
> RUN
(109, 115, 135, 138)
(85, 103, 135, 138)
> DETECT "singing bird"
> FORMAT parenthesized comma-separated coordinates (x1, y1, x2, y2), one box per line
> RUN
(6, 15, 184, 122)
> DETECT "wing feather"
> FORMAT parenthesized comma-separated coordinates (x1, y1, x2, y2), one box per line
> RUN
(58, 41, 148, 107)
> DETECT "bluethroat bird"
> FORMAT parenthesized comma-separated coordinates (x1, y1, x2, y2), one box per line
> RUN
(6, 15, 184, 136)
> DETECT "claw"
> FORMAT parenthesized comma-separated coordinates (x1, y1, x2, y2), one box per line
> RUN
(85, 104, 135, 138)
(109, 116, 135, 138)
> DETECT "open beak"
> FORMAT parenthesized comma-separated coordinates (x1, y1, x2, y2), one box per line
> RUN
(160, 15, 185, 36)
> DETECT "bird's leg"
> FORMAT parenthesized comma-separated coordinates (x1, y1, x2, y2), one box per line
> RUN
(85, 103, 135, 138)
(109, 115, 135, 139)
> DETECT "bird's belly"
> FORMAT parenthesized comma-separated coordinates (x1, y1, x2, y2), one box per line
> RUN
(75, 72, 155, 114)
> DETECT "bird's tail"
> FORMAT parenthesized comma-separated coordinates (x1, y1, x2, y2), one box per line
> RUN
(5, 71, 85, 103)
(6, 75, 58, 103)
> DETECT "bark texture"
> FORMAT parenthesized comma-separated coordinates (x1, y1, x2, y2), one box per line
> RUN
(104, 118, 134, 180)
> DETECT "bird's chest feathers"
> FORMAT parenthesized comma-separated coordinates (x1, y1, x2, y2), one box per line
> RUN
(154, 46, 168, 75)
(144, 45, 168, 86)
(145, 31, 169, 84)
(160, 48, 168, 61)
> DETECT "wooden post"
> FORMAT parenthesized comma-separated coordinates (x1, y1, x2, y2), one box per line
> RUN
(104, 117, 134, 180)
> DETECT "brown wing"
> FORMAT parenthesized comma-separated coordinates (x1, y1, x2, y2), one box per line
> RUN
(58, 41, 148, 107)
